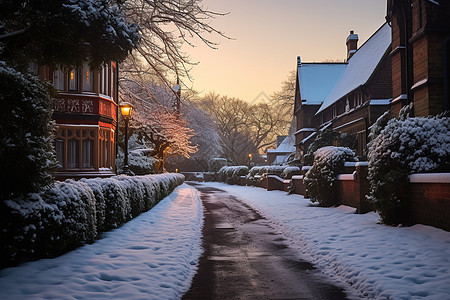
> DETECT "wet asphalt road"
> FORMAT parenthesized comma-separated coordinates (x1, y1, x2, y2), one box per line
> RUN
(183, 182, 347, 300)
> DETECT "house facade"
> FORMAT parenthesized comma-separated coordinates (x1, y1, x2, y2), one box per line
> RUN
(294, 23, 392, 159)
(386, 0, 450, 117)
(34, 62, 119, 179)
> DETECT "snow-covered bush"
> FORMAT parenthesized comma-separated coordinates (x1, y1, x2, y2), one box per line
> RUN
(1, 180, 97, 266)
(0, 63, 57, 200)
(266, 165, 287, 176)
(79, 178, 106, 232)
(367, 110, 392, 144)
(367, 115, 450, 225)
(304, 146, 357, 206)
(209, 158, 227, 172)
(1, 173, 185, 268)
(218, 166, 228, 182)
(113, 175, 146, 218)
(116, 149, 156, 175)
(217, 166, 249, 184)
(281, 166, 301, 179)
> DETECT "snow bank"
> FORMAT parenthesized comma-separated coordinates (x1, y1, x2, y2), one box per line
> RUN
(204, 183, 450, 299)
(0, 184, 203, 300)
(1, 173, 185, 268)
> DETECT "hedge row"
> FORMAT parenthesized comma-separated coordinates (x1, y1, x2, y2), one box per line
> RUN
(0, 173, 185, 268)
(218, 166, 249, 184)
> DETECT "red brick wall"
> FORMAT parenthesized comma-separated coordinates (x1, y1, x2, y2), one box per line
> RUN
(267, 175, 285, 191)
(408, 182, 450, 231)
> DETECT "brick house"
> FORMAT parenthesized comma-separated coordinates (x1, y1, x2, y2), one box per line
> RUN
(32, 62, 119, 179)
(293, 60, 346, 159)
(386, 0, 450, 117)
(294, 23, 392, 159)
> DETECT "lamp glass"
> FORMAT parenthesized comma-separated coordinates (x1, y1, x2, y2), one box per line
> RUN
(119, 102, 133, 119)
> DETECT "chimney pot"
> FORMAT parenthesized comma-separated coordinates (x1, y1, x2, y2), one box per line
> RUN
(346, 30, 358, 60)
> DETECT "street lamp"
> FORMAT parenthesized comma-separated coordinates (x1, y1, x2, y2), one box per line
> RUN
(119, 102, 134, 175)
(248, 153, 252, 168)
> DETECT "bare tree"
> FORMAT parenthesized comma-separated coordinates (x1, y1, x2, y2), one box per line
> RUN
(120, 80, 197, 172)
(122, 0, 229, 90)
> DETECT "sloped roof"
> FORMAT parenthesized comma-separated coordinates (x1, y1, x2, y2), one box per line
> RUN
(267, 134, 296, 153)
(298, 63, 346, 105)
(316, 23, 391, 114)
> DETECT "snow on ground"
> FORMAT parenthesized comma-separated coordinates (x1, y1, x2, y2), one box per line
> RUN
(0, 184, 203, 300)
(204, 182, 450, 300)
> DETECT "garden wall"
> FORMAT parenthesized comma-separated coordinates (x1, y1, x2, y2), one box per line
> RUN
(407, 173, 450, 231)
(336, 163, 372, 214)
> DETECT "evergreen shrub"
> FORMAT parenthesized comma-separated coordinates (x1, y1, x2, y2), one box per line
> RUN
(304, 146, 357, 206)
(367, 115, 450, 225)
(0, 63, 57, 200)
(1, 173, 185, 268)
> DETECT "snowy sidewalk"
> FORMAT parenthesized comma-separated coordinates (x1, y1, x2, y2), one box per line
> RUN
(204, 182, 450, 300)
(0, 184, 203, 300)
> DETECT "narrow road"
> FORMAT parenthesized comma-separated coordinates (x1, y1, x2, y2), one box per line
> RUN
(183, 183, 347, 300)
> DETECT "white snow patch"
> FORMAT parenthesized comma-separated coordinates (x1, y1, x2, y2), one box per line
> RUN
(0, 184, 203, 300)
(202, 182, 450, 300)
(410, 173, 450, 183)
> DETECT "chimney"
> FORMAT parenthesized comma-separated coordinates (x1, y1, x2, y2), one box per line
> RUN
(346, 30, 358, 60)
(297, 56, 302, 67)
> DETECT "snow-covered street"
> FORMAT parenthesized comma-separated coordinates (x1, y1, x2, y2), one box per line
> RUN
(0, 184, 203, 300)
(203, 182, 450, 299)
(1, 182, 450, 299)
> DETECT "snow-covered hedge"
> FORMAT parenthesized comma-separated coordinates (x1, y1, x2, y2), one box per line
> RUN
(304, 146, 357, 206)
(116, 149, 156, 175)
(367, 115, 450, 224)
(218, 166, 249, 184)
(0, 173, 185, 268)
(209, 158, 227, 173)
(281, 166, 302, 179)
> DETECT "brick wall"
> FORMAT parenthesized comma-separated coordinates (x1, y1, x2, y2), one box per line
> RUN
(267, 175, 285, 191)
(407, 174, 450, 231)
(336, 163, 372, 214)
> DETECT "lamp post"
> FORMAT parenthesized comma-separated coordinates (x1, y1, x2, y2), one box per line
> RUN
(248, 153, 252, 168)
(119, 102, 133, 175)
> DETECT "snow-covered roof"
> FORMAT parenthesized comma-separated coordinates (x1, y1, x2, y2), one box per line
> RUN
(298, 63, 346, 105)
(316, 23, 391, 114)
(267, 134, 296, 153)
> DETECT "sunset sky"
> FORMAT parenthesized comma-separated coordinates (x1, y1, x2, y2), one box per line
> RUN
(182, 0, 387, 103)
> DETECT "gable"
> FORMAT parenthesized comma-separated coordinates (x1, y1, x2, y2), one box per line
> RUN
(316, 23, 392, 114)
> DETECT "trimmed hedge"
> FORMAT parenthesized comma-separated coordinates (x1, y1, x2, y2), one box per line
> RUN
(218, 166, 249, 184)
(1, 173, 185, 268)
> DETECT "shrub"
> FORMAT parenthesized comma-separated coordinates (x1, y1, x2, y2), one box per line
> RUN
(116, 149, 156, 175)
(1, 173, 185, 268)
(367, 115, 450, 225)
(209, 158, 227, 172)
(1, 180, 97, 266)
(217, 166, 249, 184)
(281, 166, 301, 179)
(113, 175, 146, 218)
(0, 63, 57, 200)
(79, 178, 106, 232)
(266, 165, 287, 176)
(304, 146, 357, 206)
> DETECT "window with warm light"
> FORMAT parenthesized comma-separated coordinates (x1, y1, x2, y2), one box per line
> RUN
(82, 62, 93, 92)
(69, 68, 78, 91)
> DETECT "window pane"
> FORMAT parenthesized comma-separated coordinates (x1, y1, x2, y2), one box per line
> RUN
(82, 63, 93, 92)
(67, 139, 79, 169)
(69, 68, 78, 91)
(104, 140, 108, 167)
(53, 69, 65, 90)
(82, 139, 93, 168)
(55, 139, 64, 168)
